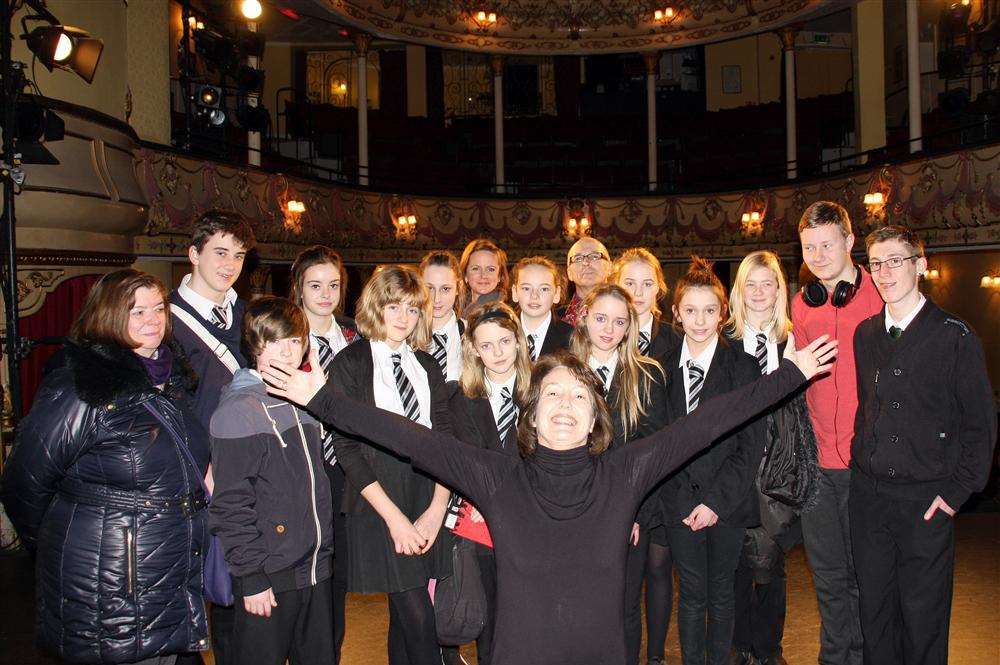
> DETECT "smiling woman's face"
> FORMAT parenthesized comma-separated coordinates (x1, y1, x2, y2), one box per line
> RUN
(533, 365, 596, 450)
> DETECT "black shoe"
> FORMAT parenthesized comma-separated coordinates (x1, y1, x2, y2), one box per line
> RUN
(441, 646, 471, 665)
(730, 649, 756, 665)
(647, 658, 666, 665)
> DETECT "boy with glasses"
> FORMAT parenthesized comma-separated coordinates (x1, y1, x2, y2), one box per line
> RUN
(560, 237, 612, 325)
(850, 225, 995, 665)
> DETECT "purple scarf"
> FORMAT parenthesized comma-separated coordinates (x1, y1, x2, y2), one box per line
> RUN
(138, 344, 173, 387)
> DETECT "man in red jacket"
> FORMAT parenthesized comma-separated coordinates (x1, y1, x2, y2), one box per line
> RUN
(790, 202, 882, 665)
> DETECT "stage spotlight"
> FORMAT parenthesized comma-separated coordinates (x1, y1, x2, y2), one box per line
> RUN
(25, 25, 103, 83)
(194, 28, 238, 73)
(194, 85, 227, 126)
(235, 64, 265, 93)
(236, 103, 270, 132)
(241, 0, 263, 20)
(13, 99, 65, 165)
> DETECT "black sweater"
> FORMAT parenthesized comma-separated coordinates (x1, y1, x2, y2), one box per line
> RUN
(306, 360, 806, 665)
(851, 300, 996, 509)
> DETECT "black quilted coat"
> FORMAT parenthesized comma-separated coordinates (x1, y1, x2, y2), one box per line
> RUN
(1, 340, 210, 663)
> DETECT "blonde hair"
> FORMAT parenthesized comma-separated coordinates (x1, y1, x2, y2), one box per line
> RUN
(724, 250, 792, 344)
(458, 239, 509, 311)
(459, 301, 532, 404)
(569, 284, 664, 441)
(611, 248, 668, 319)
(355, 265, 431, 351)
(511, 255, 566, 307)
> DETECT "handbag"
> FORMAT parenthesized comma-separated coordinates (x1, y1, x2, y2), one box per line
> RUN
(758, 392, 819, 510)
(143, 402, 234, 607)
(432, 538, 487, 645)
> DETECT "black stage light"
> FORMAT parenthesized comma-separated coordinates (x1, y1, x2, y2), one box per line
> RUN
(13, 99, 65, 164)
(194, 28, 238, 74)
(25, 24, 103, 83)
(937, 47, 969, 79)
(235, 64, 265, 93)
(194, 84, 227, 126)
(239, 30, 265, 59)
(236, 103, 270, 132)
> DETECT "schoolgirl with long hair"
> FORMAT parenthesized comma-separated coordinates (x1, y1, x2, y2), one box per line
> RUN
(612, 248, 681, 361)
(327, 265, 453, 665)
(420, 250, 466, 381)
(660, 257, 767, 665)
(568, 283, 670, 665)
(510, 256, 573, 362)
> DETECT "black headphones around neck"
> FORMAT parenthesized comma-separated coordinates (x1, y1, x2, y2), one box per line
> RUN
(802, 265, 863, 308)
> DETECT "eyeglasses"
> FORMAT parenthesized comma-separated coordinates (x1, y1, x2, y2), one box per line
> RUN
(569, 252, 609, 265)
(868, 255, 920, 273)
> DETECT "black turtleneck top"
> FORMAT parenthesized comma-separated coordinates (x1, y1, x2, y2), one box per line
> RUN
(308, 361, 806, 665)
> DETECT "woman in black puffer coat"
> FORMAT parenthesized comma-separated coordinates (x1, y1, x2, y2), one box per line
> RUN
(2, 270, 210, 665)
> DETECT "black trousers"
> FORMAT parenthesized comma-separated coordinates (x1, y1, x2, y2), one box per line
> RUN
(849, 476, 955, 665)
(800, 468, 863, 665)
(232, 579, 334, 665)
(733, 538, 787, 660)
(667, 524, 744, 665)
(209, 604, 235, 665)
(325, 463, 349, 665)
(624, 527, 673, 665)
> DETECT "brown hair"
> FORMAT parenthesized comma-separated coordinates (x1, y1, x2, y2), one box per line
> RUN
(355, 265, 432, 351)
(190, 209, 257, 253)
(511, 255, 566, 307)
(797, 201, 852, 238)
(459, 301, 532, 403)
(290, 245, 348, 313)
(459, 239, 509, 311)
(419, 249, 466, 307)
(864, 225, 925, 256)
(672, 256, 729, 324)
(71, 269, 171, 349)
(569, 283, 665, 440)
(516, 351, 614, 458)
(241, 296, 310, 367)
(611, 248, 668, 319)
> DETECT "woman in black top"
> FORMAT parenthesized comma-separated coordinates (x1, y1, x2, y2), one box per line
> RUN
(262, 336, 836, 665)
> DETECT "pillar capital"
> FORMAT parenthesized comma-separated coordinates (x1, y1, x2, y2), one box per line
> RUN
(780, 26, 799, 51)
(642, 51, 659, 76)
(490, 54, 504, 77)
(353, 32, 372, 56)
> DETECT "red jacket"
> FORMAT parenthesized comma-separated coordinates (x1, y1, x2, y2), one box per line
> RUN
(791, 268, 883, 469)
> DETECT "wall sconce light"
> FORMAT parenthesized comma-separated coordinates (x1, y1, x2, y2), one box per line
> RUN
(284, 199, 305, 233)
(740, 190, 767, 237)
(473, 10, 498, 30)
(564, 199, 592, 238)
(923, 266, 941, 281)
(654, 7, 677, 22)
(980, 272, 1000, 289)
(390, 198, 418, 241)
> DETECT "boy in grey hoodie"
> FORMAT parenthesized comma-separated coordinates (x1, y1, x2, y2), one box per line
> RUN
(209, 296, 333, 665)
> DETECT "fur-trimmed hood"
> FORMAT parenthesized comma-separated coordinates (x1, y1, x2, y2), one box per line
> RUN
(61, 339, 198, 407)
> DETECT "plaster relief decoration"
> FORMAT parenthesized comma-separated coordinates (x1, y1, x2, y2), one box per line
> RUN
(311, 0, 837, 55)
(133, 144, 1000, 264)
(10, 266, 118, 319)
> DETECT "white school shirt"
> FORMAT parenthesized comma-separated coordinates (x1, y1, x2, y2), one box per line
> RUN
(485, 374, 518, 425)
(884, 294, 926, 333)
(311, 322, 349, 358)
(521, 310, 553, 360)
(433, 311, 464, 382)
(588, 351, 620, 393)
(177, 273, 238, 329)
(370, 340, 432, 429)
(741, 324, 797, 375)
(679, 334, 719, 411)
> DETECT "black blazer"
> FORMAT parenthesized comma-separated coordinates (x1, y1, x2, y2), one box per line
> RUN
(448, 381, 520, 456)
(537, 318, 574, 358)
(645, 319, 682, 363)
(658, 339, 765, 528)
(328, 339, 453, 513)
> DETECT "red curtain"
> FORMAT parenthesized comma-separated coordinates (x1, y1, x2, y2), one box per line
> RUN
(18, 274, 101, 415)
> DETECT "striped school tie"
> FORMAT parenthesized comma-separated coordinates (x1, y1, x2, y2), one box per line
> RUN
(210, 304, 228, 329)
(638, 331, 651, 355)
(754, 333, 768, 375)
(496, 386, 517, 447)
(392, 353, 422, 422)
(595, 365, 610, 388)
(686, 360, 704, 413)
(313, 336, 337, 463)
(431, 332, 448, 375)
(527, 333, 538, 361)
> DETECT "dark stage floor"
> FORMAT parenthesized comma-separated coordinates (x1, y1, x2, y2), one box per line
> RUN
(3, 513, 998, 665)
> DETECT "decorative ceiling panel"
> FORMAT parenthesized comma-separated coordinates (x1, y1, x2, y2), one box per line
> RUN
(309, 0, 852, 54)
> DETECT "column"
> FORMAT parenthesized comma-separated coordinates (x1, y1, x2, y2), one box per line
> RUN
(643, 52, 658, 192)
(491, 55, 505, 193)
(247, 20, 261, 166)
(355, 33, 371, 186)
(781, 27, 798, 180)
(852, 0, 887, 161)
(906, 0, 922, 153)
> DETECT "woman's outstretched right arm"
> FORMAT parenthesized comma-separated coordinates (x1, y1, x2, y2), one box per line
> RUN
(308, 382, 513, 504)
